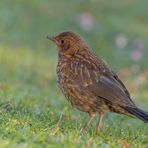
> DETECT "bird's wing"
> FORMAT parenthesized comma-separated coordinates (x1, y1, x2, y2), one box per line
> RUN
(85, 74, 135, 107)
(76, 57, 135, 108)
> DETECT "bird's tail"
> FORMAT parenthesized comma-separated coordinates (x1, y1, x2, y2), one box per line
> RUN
(126, 107, 148, 123)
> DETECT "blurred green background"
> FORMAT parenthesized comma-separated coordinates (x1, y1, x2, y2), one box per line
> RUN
(0, 0, 148, 147)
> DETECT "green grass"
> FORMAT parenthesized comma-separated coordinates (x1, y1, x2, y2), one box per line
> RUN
(0, 0, 148, 147)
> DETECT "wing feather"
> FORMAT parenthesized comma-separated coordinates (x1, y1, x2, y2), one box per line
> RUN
(74, 54, 136, 107)
(67, 50, 135, 108)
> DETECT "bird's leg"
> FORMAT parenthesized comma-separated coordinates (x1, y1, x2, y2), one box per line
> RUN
(97, 112, 104, 132)
(80, 113, 96, 133)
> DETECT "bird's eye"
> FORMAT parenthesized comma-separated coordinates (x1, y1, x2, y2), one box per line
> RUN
(61, 40, 64, 44)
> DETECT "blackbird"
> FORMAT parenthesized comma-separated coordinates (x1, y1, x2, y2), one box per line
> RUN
(47, 31, 148, 132)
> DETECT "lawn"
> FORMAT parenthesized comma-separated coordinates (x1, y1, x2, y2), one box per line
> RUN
(0, 0, 148, 147)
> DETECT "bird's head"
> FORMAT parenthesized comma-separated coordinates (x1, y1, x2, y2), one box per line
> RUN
(47, 31, 88, 56)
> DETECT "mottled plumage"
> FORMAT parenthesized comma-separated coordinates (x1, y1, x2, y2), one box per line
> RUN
(47, 31, 148, 132)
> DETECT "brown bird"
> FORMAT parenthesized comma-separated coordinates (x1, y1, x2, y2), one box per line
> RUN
(47, 31, 148, 132)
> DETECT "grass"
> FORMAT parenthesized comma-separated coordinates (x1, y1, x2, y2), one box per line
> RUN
(0, 0, 148, 147)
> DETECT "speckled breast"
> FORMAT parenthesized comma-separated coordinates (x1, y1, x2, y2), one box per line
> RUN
(56, 64, 100, 113)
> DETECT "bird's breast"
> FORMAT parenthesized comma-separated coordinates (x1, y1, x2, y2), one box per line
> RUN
(56, 61, 68, 84)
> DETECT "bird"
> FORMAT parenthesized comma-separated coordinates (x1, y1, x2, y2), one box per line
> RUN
(47, 31, 148, 132)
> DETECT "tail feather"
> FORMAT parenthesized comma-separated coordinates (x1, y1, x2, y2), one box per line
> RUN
(126, 107, 148, 123)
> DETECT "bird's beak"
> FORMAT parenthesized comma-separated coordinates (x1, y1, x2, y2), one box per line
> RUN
(47, 35, 56, 42)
